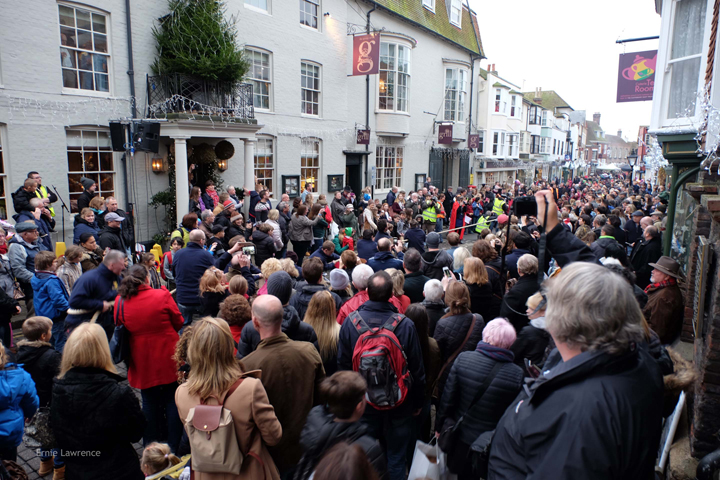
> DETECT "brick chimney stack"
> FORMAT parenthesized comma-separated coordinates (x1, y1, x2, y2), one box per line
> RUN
(593, 112, 601, 125)
(489, 63, 497, 74)
(534, 87, 542, 104)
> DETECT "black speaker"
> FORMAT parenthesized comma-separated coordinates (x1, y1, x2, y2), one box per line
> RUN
(135, 121, 161, 153)
(109, 122, 126, 152)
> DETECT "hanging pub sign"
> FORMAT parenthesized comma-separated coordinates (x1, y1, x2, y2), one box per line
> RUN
(617, 50, 657, 102)
(438, 124, 453, 144)
(357, 129, 371, 145)
(353, 34, 379, 76)
(468, 134, 480, 149)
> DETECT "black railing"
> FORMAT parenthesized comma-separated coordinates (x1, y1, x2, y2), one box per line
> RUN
(146, 74, 254, 119)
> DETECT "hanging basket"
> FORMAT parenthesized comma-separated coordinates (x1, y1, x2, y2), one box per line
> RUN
(193, 143, 216, 164)
(215, 140, 235, 160)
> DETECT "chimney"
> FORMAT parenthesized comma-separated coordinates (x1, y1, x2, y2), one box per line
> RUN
(534, 87, 542, 104)
(593, 112, 601, 125)
(617, 129, 622, 138)
(489, 63, 497, 74)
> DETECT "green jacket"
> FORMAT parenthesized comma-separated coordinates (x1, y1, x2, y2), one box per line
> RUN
(332, 236, 349, 255)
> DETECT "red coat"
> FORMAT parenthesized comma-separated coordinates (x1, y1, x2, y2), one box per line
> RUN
(449, 202, 466, 240)
(336, 290, 404, 324)
(115, 285, 183, 389)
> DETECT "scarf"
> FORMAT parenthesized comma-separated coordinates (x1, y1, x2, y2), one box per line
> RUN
(644, 277, 677, 294)
(208, 189, 220, 206)
(475, 341, 515, 362)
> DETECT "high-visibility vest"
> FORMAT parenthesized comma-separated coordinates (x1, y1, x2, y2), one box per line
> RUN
(492, 197, 505, 216)
(475, 216, 490, 233)
(422, 205, 437, 222)
(36, 185, 55, 217)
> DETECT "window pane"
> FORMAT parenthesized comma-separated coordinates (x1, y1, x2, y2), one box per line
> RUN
(68, 174, 84, 193)
(95, 73, 109, 92)
(671, 0, 707, 59)
(76, 9, 91, 30)
(78, 51, 92, 70)
(92, 13, 106, 33)
(68, 152, 83, 171)
(94, 34, 107, 53)
(100, 173, 114, 192)
(59, 5, 75, 27)
(100, 152, 113, 171)
(84, 152, 99, 171)
(668, 56, 702, 118)
(60, 27, 76, 47)
(62, 69, 78, 88)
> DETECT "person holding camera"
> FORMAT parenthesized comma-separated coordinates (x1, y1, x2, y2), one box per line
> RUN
(421, 197, 439, 234)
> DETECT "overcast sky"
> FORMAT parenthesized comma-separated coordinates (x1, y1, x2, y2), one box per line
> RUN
(468, 0, 662, 141)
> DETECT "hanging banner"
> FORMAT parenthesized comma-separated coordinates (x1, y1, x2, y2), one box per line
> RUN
(468, 134, 480, 149)
(356, 129, 371, 145)
(617, 50, 657, 103)
(353, 34, 379, 76)
(438, 125, 453, 144)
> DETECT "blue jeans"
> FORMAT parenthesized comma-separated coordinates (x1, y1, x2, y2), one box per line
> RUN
(52, 318, 67, 353)
(40, 449, 64, 468)
(362, 412, 415, 480)
(435, 218, 444, 233)
(177, 303, 203, 328)
(141, 383, 183, 453)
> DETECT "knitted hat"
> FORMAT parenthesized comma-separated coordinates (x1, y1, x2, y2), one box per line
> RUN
(330, 269, 349, 291)
(80, 177, 95, 190)
(266, 271, 293, 305)
(223, 200, 234, 210)
(426, 232, 441, 249)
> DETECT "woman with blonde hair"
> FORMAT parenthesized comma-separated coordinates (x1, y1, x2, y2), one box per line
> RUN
(453, 247, 471, 275)
(304, 291, 340, 376)
(50, 323, 146, 480)
(175, 317, 282, 480)
(385, 268, 410, 312)
(199, 267, 228, 318)
(258, 258, 283, 295)
(464, 257, 501, 320)
(266, 209, 284, 251)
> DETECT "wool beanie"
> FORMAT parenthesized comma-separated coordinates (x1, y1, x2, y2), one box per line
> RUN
(266, 271, 293, 305)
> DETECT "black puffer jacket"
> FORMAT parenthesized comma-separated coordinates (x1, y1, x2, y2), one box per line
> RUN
(433, 313, 485, 396)
(499, 275, 540, 333)
(294, 405, 387, 480)
(17, 341, 61, 408)
(423, 300, 447, 338)
(236, 305, 319, 359)
(252, 229, 277, 267)
(289, 284, 342, 320)
(510, 319, 550, 370)
(50, 367, 145, 480)
(467, 281, 501, 322)
(437, 347, 523, 445)
(420, 249, 454, 281)
(98, 225, 126, 252)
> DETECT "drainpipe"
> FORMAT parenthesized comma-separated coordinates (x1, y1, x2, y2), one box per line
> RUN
(123, 0, 136, 214)
(467, 53, 475, 186)
(662, 165, 701, 256)
(365, 2, 376, 197)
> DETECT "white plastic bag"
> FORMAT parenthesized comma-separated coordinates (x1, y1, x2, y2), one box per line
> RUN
(329, 221, 339, 238)
(408, 439, 456, 480)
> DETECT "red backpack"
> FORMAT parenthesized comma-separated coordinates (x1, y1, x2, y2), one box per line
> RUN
(350, 312, 412, 410)
(159, 251, 172, 280)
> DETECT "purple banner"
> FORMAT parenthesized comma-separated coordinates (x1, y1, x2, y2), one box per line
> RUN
(438, 125, 453, 144)
(353, 34, 379, 76)
(617, 50, 657, 103)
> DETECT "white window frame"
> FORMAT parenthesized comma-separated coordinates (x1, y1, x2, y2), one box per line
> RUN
(254, 136, 275, 194)
(510, 96, 518, 118)
(541, 110, 548, 126)
(66, 128, 116, 213)
(444, 67, 467, 122)
(494, 89, 501, 113)
(500, 132, 506, 157)
(492, 131, 499, 156)
(300, 0, 319, 30)
(422, 0, 435, 12)
(246, 47, 272, 112)
(301, 61, 321, 117)
(375, 145, 404, 192)
(245, 0, 270, 14)
(508, 134, 518, 158)
(449, 0, 462, 27)
(541, 137, 548, 154)
(378, 41, 411, 113)
(477, 130, 484, 154)
(58, 3, 112, 96)
(301, 138, 320, 192)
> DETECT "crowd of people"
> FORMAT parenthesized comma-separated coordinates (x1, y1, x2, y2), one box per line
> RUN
(0, 171, 694, 480)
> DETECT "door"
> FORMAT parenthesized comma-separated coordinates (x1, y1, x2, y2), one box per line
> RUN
(345, 154, 364, 197)
(429, 148, 444, 190)
(458, 149, 470, 187)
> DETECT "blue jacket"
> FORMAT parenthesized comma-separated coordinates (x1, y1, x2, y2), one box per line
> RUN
(0, 365, 39, 448)
(65, 263, 119, 329)
(31, 272, 69, 319)
(367, 251, 404, 272)
(72, 215, 99, 245)
(15, 212, 53, 252)
(404, 228, 426, 254)
(337, 300, 425, 415)
(356, 239, 378, 261)
(172, 242, 232, 306)
(309, 249, 339, 271)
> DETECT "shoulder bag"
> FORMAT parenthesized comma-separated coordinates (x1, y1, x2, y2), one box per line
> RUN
(432, 314, 478, 399)
(109, 297, 130, 364)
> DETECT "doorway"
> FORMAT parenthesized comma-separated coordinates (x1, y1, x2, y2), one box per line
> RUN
(345, 154, 364, 197)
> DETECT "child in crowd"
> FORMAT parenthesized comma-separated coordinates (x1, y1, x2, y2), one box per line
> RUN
(341, 228, 354, 251)
(228, 275, 249, 298)
(31, 252, 70, 352)
(141, 253, 162, 289)
(219, 294, 252, 346)
(199, 267, 228, 318)
(141, 442, 188, 480)
(161, 237, 184, 291)
(55, 246, 83, 295)
(333, 229, 349, 255)
(17, 317, 64, 479)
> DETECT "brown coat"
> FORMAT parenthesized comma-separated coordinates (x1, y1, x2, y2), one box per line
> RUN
(175, 372, 282, 480)
(241, 334, 326, 473)
(643, 283, 684, 344)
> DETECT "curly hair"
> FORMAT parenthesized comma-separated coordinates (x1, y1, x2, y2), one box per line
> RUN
(472, 239, 498, 262)
(219, 294, 252, 328)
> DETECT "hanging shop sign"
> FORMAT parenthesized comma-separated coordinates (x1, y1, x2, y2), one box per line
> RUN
(438, 124, 453, 144)
(353, 34, 380, 76)
(617, 50, 657, 103)
(357, 129, 371, 145)
(468, 134, 480, 149)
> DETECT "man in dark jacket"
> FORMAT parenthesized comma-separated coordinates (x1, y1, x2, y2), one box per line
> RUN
(630, 226, 663, 289)
(608, 215, 626, 245)
(420, 232, 453, 280)
(289, 257, 342, 319)
(237, 271, 318, 358)
(96, 197, 134, 254)
(172, 230, 238, 326)
(403, 249, 430, 304)
(642, 256, 685, 344)
(11, 178, 39, 215)
(75, 176, 96, 212)
(337, 271, 425, 480)
(295, 371, 387, 480)
(98, 212, 127, 253)
(368, 238, 404, 272)
(403, 220, 426, 254)
(357, 230, 378, 261)
(624, 210, 644, 245)
(499, 254, 540, 332)
(309, 241, 340, 271)
(488, 191, 663, 480)
(590, 224, 622, 262)
(504, 231, 534, 279)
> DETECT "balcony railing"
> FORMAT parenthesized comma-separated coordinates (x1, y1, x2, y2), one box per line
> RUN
(146, 74, 254, 120)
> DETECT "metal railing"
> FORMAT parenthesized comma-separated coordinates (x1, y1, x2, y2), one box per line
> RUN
(146, 74, 254, 119)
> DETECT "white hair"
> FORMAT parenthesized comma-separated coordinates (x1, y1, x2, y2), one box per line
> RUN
(517, 254, 538, 276)
(201, 209, 214, 221)
(423, 279, 444, 303)
(352, 264, 374, 291)
(453, 247, 470, 271)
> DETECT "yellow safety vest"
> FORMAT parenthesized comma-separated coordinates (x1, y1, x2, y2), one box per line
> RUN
(422, 204, 437, 222)
(35, 185, 55, 217)
(492, 197, 505, 216)
(475, 216, 490, 233)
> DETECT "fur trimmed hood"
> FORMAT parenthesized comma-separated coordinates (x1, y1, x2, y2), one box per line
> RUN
(664, 347, 696, 394)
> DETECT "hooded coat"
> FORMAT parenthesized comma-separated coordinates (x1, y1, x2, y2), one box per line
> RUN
(17, 340, 61, 407)
(252, 229, 277, 267)
(295, 405, 387, 480)
(236, 305, 319, 359)
(510, 318, 551, 371)
(433, 313, 485, 396)
(0, 364, 39, 450)
(31, 271, 70, 320)
(73, 215, 99, 245)
(420, 249, 454, 281)
(80, 247, 103, 273)
(289, 284, 342, 320)
(98, 225, 126, 253)
(367, 250, 404, 272)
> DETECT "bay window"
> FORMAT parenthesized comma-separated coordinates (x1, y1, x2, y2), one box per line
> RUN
(379, 42, 411, 112)
(444, 68, 467, 122)
(375, 146, 403, 190)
